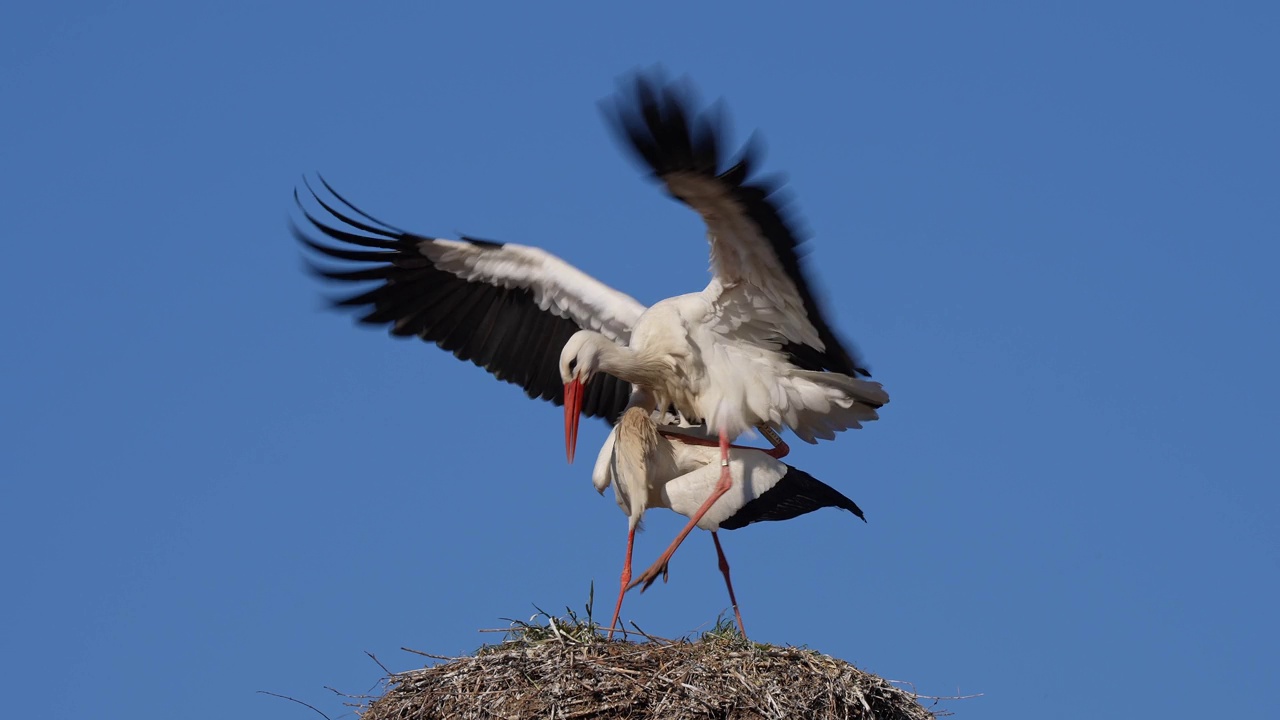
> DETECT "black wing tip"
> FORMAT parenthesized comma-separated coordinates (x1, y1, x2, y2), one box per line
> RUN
(604, 69, 765, 190)
(291, 177, 433, 277)
(606, 72, 875, 379)
(784, 466, 866, 521)
(292, 176, 510, 266)
(718, 464, 866, 530)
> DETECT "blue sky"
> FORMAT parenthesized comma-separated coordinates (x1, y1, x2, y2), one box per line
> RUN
(3, 2, 1277, 718)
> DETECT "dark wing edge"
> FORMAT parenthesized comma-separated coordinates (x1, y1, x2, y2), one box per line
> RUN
(292, 177, 633, 424)
(602, 70, 871, 377)
(719, 465, 866, 530)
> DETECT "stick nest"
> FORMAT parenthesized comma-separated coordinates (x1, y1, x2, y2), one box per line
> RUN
(360, 611, 939, 720)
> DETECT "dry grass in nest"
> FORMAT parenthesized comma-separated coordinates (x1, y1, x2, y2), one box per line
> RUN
(355, 603, 951, 720)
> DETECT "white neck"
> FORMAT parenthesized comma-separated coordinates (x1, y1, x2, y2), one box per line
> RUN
(592, 340, 670, 390)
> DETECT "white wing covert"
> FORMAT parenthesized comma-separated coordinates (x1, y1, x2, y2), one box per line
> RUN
(295, 177, 644, 423)
(604, 74, 872, 378)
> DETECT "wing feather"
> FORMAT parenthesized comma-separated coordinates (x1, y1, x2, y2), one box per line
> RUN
(295, 180, 644, 423)
(604, 72, 871, 377)
(719, 465, 866, 531)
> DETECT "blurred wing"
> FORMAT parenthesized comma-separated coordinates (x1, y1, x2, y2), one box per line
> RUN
(605, 72, 869, 377)
(295, 178, 643, 423)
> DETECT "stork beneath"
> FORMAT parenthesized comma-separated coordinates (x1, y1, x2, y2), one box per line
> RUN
(598, 407, 866, 638)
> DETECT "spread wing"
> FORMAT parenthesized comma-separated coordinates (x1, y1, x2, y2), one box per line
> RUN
(295, 178, 645, 423)
(604, 72, 871, 377)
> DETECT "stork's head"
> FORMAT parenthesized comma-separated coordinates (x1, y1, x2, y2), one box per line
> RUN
(559, 331, 604, 464)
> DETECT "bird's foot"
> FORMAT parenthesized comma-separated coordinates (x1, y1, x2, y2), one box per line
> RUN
(627, 557, 671, 593)
(628, 440, 732, 594)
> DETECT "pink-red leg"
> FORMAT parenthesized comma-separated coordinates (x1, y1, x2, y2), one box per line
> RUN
(658, 425, 790, 459)
(628, 430, 734, 592)
(758, 425, 790, 459)
(607, 526, 636, 638)
(711, 531, 747, 638)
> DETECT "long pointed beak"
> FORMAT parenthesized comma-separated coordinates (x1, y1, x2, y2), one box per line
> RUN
(564, 377, 584, 464)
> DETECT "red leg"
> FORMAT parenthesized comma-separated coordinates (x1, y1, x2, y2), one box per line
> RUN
(712, 531, 747, 638)
(607, 526, 636, 638)
(658, 431, 741, 450)
(758, 425, 790, 459)
(659, 426, 790, 459)
(628, 430, 734, 592)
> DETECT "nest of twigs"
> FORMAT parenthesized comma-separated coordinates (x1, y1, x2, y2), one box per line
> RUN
(359, 605, 942, 720)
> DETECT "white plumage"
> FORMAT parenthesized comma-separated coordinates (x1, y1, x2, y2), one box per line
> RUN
(593, 408, 866, 637)
(559, 291, 887, 446)
(295, 71, 889, 610)
(421, 239, 643, 342)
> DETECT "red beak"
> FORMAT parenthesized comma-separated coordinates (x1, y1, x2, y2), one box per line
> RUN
(564, 377, 584, 464)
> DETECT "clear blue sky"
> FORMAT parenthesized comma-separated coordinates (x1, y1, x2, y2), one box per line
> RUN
(3, 3, 1276, 718)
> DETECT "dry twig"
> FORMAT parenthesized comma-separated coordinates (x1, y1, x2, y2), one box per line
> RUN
(359, 611, 946, 720)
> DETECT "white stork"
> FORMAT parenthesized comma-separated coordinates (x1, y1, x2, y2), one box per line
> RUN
(598, 407, 866, 638)
(295, 72, 888, 591)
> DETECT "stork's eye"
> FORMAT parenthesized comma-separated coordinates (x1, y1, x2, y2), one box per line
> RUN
(568, 359, 578, 374)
